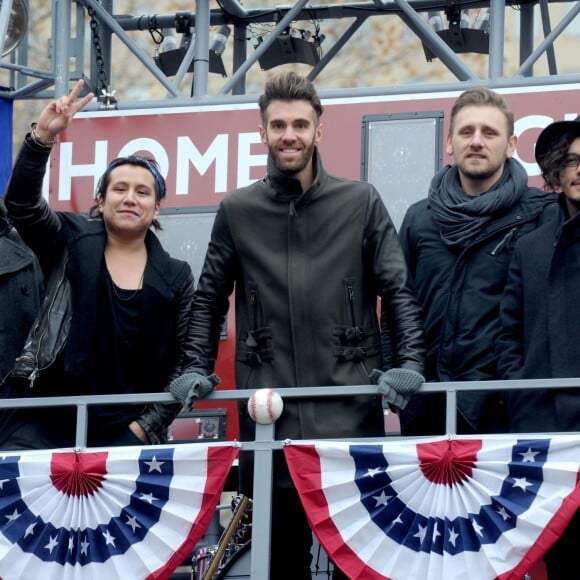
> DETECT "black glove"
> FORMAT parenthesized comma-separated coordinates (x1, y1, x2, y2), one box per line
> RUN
(370, 368, 424, 410)
(169, 372, 221, 410)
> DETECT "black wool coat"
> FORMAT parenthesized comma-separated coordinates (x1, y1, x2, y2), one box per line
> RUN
(497, 196, 580, 432)
(399, 182, 556, 434)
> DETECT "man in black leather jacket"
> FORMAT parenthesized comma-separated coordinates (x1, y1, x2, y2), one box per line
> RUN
(173, 72, 425, 579)
(0, 199, 43, 385)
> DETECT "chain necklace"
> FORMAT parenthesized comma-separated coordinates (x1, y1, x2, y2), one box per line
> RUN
(111, 271, 144, 302)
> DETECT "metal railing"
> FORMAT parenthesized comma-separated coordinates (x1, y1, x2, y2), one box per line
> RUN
(1, 377, 579, 578)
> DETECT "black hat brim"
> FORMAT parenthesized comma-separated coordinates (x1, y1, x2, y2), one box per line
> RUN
(535, 117, 580, 165)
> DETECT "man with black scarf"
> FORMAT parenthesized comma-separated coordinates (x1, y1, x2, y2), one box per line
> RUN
(398, 87, 556, 436)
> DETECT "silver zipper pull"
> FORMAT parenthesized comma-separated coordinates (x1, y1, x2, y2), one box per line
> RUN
(29, 369, 38, 388)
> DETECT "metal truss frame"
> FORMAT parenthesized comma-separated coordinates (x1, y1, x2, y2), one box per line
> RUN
(1, 0, 579, 108)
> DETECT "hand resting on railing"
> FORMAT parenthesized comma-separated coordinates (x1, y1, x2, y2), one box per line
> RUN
(170, 372, 221, 411)
(370, 368, 425, 410)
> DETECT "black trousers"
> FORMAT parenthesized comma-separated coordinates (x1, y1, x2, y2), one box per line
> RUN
(543, 509, 580, 580)
(270, 486, 349, 579)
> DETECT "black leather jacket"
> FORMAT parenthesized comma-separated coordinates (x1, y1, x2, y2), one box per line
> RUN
(4, 136, 195, 444)
(0, 203, 43, 384)
(190, 148, 425, 444)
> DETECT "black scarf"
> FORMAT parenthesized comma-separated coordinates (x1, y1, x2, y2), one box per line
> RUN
(428, 158, 527, 247)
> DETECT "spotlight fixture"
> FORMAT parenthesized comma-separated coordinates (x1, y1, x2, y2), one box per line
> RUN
(257, 28, 324, 71)
(154, 26, 229, 77)
(1, 0, 28, 57)
(477, 8, 490, 34)
(423, 8, 489, 61)
(427, 11, 444, 33)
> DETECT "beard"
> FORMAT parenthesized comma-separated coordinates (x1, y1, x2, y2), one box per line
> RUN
(457, 155, 505, 183)
(459, 164, 502, 182)
(269, 141, 316, 176)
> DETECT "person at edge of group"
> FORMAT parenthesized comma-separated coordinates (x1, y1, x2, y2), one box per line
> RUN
(170, 72, 425, 579)
(397, 87, 556, 437)
(496, 116, 580, 579)
(0, 198, 43, 385)
(0, 79, 216, 450)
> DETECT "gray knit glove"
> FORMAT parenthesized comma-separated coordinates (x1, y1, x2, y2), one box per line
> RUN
(370, 368, 424, 410)
(169, 372, 221, 410)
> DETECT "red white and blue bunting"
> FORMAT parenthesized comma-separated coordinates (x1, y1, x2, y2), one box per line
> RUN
(284, 436, 580, 580)
(0, 443, 239, 579)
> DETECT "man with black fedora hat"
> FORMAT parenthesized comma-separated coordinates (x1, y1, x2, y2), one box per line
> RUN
(497, 115, 580, 578)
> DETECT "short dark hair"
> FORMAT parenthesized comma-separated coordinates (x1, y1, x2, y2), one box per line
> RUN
(88, 156, 165, 230)
(450, 87, 514, 136)
(538, 133, 577, 192)
(258, 72, 323, 124)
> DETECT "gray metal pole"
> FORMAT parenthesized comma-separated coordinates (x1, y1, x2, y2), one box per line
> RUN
(82, 0, 182, 97)
(171, 33, 197, 94)
(231, 24, 247, 96)
(392, 0, 480, 81)
(53, 0, 72, 97)
(75, 403, 89, 448)
(0, 0, 12, 59)
(192, 0, 210, 98)
(515, 0, 580, 77)
(250, 422, 275, 579)
(218, 0, 313, 96)
(539, 0, 558, 74)
(309, 16, 367, 81)
(519, 2, 535, 76)
(488, 0, 505, 79)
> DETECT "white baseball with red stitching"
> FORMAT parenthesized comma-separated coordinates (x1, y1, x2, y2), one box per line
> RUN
(247, 388, 284, 424)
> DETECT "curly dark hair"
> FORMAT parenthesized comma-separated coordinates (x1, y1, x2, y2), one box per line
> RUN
(258, 72, 323, 125)
(538, 133, 578, 193)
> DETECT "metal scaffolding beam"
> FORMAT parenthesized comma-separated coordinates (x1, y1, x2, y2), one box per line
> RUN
(1, 0, 579, 109)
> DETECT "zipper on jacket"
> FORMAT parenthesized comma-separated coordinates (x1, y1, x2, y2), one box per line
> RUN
(289, 201, 297, 217)
(345, 280, 372, 377)
(28, 368, 38, 388)
(346, 282, 357, 327)
(29, 255, 69, 383)
(248, 281, 259, 329)
(490, 227, 517, 256)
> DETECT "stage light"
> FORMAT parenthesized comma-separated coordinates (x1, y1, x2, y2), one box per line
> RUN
(1, 0, 28, 57)
(257, 28, 324, 71)
(154, 26, 229, 77)
(477, 9, 490, 34)
(423, 8, 489, 61)
(211, 24, 230, 57)
(427, 11, 444, 33)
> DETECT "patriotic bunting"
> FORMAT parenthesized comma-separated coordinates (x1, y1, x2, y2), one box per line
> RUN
(284, 436, 580, 580)
(0, 443, 239, 579)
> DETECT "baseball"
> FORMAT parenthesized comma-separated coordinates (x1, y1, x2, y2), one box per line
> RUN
(247, 388, 284, 424)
